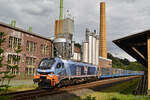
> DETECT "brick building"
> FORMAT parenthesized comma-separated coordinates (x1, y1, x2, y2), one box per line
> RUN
(99, 57, 112, 68)
(0, 22, 52, 78)
(71, 45, 81, 61)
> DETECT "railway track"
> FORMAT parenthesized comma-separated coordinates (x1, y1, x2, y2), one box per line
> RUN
(2, 76, 141, 100)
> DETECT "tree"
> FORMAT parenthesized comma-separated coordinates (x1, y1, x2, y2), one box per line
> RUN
(0, 32, 22, 94)
(120, 58, 130, 65)
(107, 52, 146, 71)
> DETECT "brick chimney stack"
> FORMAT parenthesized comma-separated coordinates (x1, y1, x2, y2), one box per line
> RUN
(99, 2, 107, 58)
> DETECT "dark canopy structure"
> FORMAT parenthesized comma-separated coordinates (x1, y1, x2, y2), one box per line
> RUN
(113, 30, 150, 67)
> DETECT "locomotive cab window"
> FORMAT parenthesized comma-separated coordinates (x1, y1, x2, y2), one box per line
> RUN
(56, 63, 61, 69)
(62, 63, 64, 68)
(38, 58, 55, 69)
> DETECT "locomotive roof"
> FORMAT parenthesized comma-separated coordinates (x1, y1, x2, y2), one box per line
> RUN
(56, 57, 97, 67)
(41, 57, 97, 67)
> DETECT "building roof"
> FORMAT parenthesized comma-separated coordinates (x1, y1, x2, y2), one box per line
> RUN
(113, 30, 150, 67)
(99, 56, 112, 62)
(0, 21, 52, 41)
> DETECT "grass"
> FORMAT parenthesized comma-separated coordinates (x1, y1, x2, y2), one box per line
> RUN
(73, 78, 150, 100)
(0, 96, 12, 100)
(1, 78, 149, 100)
(0, 84, 38, 94)
(0, 84, 38, 100)
(101, 78, 139, 94)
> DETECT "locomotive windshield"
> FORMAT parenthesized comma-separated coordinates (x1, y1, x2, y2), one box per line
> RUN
(38, 59, 55, 69)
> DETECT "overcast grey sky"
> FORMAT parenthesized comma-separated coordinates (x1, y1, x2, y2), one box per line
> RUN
(0, 0, 150, 61)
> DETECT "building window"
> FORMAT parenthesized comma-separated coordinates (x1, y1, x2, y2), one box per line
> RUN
(25, 57, 36, 75)
(40, 44, 50, 56)
(26, 41, 36, 53)
(26, 57, 36, 66)
(7, 54, 20, 75)
(9, 36, 21, 49)
(25, 68, 36, 75)
(8, 54, 20, 65)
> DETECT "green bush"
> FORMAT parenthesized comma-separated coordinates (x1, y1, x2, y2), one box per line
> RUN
(0, 32, 22, 100)
(107, 53, 146, 71)
(0, 96, 12, 100)
(75, 95, 96, 100)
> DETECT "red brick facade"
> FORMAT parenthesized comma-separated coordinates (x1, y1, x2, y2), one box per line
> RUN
(0, 22, 52, 78)
(99, 57, 112, 68)
(74, 46, 80, 53)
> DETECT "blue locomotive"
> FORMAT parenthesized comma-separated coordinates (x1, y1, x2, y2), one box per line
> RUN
(33, 57, 144, 88)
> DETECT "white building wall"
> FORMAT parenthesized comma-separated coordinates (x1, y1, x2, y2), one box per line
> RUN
(77, 53, 81, 61)
(92, 35, 96, 65)
(82, 29, 100, 65)
(73, 52, 78, 60)
(72, 52, 81, 61)
(82, 42, 89, 63)
(88, 35, 93, 64)
(96, 37, 99, 65)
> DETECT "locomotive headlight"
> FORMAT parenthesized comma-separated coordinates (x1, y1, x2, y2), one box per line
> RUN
(51, 72, 55, 74)
(36, 72, 40, 75)
(49, 72, 55, 75)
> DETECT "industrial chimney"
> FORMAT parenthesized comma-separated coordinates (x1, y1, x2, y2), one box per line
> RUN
(58, 0, 64, 35)
(59, 0, 63, 20)
(54, 20, 59, 37)
(54, 0, 64, 37)
(99, 2, 107, 58)
(11, 20, 16, 28)
(29, 26, 32, 32)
